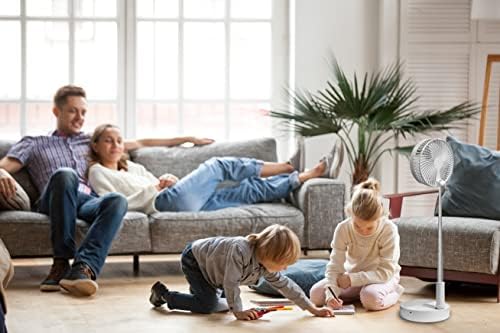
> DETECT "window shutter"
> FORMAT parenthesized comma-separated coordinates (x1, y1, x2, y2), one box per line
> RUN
(399, 0, 472, 216)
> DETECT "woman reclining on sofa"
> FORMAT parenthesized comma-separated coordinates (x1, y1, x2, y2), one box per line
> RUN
(87, 124, 337, 214)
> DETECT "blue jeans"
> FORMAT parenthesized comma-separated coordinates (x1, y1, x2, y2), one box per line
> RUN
(166, 244, 225, 314)
(38, 168, 128, 276)
(154, 157, 300, 212)
(0, 301, 5, 333)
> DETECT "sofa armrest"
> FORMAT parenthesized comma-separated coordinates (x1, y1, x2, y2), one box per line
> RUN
(383, 189, 438, 219)
(292, 178, 346, 250)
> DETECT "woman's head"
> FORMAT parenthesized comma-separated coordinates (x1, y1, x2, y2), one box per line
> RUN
(88, 124, 128, 171)
(247, 224, 301, 273)
(346, 178, 384, 235)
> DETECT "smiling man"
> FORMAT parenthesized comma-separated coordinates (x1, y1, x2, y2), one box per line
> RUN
(0, 85, 213, 297)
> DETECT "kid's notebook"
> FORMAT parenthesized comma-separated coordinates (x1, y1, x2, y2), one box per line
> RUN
(333, 304, 355, 315)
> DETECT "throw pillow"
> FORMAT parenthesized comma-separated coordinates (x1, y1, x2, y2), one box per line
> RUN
(0, 172, 31, 211)
(441, 136, 500, 220)
(249, 259, 328, 297)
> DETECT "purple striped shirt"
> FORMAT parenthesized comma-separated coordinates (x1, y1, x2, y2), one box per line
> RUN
(7, 131, 92, 195)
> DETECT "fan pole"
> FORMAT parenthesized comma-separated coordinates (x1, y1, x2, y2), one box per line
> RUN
(436, 184, 446, 309)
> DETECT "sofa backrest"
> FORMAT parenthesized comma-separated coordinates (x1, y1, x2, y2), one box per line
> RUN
(0, 140, 40, 204)
(129, 137, 278, 178)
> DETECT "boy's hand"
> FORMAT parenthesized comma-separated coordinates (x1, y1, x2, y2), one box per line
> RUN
(309, 306, 335, 317)
(233, 309, 260, 321)
(326, 297, 343, 310)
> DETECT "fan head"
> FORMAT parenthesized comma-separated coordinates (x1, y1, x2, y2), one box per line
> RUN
(410, 138, 454, 187)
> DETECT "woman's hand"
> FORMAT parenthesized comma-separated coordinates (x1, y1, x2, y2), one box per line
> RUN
(309, 306, 335, 317)
(326, 297, 343, 310)
(191, 137, 214, 146)
(156, 174, 178, 190)
(233, 309, 260, 321)
(337, 273, 351, 289)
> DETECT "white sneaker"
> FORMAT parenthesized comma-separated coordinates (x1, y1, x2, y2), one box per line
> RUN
(319, 140, 344, 179)
(287, 137, 305, 172)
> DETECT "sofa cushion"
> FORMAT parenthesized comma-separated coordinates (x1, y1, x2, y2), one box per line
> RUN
(249, 259, 328, 297)
(396, 216, 500, 275)
(442, 136, 500, 220)
(149, 203, 304, 253)
(129, 138, 277, 178)
(77, 212, 151, 254)
(0, 178, 30, 211)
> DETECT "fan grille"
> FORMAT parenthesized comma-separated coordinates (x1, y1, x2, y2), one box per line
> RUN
(410, 139, 454, 187)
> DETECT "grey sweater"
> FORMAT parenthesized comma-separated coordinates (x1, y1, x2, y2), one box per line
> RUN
(191, 236, 315, 312)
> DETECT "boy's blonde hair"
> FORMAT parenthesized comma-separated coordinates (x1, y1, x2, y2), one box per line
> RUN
(247, 224, 301, 265)
(346, 177, 384, 221)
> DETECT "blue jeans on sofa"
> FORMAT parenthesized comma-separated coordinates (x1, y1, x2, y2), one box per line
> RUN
(38, 168, 127, 276)
(154, 157, 300, 212)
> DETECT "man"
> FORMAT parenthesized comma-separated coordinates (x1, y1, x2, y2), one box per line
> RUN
(0, 85, 213, 297)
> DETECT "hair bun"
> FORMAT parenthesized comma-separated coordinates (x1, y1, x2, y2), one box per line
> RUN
(360, 177, 380, 193)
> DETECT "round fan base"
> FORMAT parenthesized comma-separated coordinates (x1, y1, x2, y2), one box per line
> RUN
(400, 299, 450, 323)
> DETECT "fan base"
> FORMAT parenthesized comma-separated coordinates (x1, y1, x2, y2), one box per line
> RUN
(399, 299, 450, 323)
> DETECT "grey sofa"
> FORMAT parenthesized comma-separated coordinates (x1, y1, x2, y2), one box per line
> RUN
(385, 190, 500, 303)
(0, 137, 346, 272)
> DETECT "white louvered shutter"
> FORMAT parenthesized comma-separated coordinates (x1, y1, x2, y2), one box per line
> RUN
(399, 0, 473, 216)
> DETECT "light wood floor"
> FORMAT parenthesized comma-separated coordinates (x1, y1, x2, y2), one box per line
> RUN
(5, 253, 500, 333)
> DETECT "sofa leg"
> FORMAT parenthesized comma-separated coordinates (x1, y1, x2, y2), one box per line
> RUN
(133, 254, 140, 275)
(303, 249, 308, 256)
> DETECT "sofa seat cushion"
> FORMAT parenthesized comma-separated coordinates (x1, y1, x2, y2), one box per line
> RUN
(77, 212, 151, 254)
(396, 216, 500, 275)
(149, 203, 304, 253)
(0, 211, 51, 257)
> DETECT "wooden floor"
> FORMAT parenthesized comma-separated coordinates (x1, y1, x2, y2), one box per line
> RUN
(5, 253, 500, 333)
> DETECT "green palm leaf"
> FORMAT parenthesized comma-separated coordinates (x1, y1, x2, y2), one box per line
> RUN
(270, 57, 481, 185)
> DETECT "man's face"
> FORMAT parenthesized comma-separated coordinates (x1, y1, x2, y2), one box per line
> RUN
(53, 96, 87, 135)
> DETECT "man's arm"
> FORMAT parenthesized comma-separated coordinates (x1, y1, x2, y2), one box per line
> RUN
(124, 136, 214, 151)
(0, 157, 23, 198)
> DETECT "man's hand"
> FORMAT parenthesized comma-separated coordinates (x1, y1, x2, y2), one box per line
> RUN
(337, 273, 351, 289)
(309, 306, 335, 317)
(0, 169, 17, 199)
(326, 297, 343, 310)
(191, 137, 214, 146)
(233, 309, 260, 321)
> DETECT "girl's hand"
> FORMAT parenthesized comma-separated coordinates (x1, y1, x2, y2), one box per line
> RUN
(337, 273, 351, 289)
(309, 306, 335, 317)
(233, 309, 260, 321)
(326, 297, 343, 310)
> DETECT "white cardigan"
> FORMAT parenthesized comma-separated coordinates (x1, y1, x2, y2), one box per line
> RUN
(88, 161, 160, 214)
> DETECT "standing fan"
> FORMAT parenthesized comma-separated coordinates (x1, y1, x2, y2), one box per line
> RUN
(399, 138, 454, 323)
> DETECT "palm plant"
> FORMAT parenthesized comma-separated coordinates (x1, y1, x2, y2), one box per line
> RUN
(270, 59, 480, 185)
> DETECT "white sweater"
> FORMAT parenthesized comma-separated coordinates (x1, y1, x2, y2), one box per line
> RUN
(325, 217, 401, 298)
(88, 162, 160, 214)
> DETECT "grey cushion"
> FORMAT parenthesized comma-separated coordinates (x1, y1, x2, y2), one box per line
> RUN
(396, 216, 500, 275)
(0, 140, 40, 204)
(129, 138, 278, 178)
(442, 136, 500, 220)
(0, 180, 30, 211)
(76, 212, 151, 254)
(149, 203, 304, 253)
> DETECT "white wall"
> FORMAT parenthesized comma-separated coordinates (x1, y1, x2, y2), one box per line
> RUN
(290, 0, 381, 187)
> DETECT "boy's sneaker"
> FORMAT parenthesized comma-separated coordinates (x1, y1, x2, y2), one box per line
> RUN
(149, 281, 169, 307)
(59, 262, 98, 297)
(40, 258, 70, 292)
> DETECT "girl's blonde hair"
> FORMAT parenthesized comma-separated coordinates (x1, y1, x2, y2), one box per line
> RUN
(247, 224, 301, 265)
(346, 177, 384, 221)
(86, 124, 129, 178)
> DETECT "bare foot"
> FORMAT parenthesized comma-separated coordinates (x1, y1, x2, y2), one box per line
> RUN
(298, 160, 326, 183)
